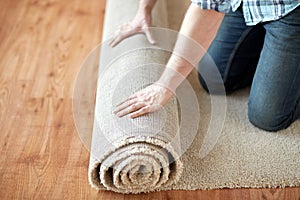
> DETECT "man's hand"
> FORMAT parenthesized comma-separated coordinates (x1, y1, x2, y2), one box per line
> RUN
(113, 4, 224, 119)
(109, 10, 156, 47)
(114, 83, 173, 118)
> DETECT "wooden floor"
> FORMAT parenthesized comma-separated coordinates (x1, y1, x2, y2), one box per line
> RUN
(0, 0, 299, 199)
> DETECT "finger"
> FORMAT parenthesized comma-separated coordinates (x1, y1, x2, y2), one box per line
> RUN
(109, 34, 125, 47)
(108, 29, 122, 46)
(110, 28, 137, 47)
(115, 94, 138, 107)
(108, 36, 117, 47)
(144, 27, 156, 45)
(113, 98, 138, 114)
(129, 106, 151, 119)
(116, 102, 146, 118)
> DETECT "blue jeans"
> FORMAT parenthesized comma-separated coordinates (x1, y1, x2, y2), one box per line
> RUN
(198, 6, 300, 132)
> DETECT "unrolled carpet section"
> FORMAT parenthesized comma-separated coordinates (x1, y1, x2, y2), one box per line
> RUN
(88, 0, 300, 194)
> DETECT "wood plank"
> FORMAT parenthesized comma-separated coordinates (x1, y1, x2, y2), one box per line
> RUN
(0, 0, 299, 199)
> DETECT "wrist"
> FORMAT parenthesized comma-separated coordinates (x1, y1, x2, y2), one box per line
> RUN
(141, 6, 152, 14)
(137, 7, 152, 19)
(138, 0, 155, 15)
(156, 68, 184, 93)
(157, 58, 194, 92)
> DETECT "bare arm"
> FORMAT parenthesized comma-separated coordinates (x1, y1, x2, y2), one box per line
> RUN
(158, 4, 224, 92)
(139, 0, 157, 12)
(114, 4, 225, 118)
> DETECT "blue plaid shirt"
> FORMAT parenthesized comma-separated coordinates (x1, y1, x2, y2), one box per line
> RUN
(191, 0, 300, 25)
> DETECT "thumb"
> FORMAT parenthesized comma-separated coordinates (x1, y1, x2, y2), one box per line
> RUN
(144, 27, 156, 45)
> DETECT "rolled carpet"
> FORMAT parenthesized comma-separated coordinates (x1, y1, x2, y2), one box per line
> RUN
(88, 0, 183, 194)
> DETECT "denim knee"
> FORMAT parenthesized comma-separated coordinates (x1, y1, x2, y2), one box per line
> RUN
(247, 102, 293, 132)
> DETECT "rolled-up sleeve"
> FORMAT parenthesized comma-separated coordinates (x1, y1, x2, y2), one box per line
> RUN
(191, 0, 232, 13)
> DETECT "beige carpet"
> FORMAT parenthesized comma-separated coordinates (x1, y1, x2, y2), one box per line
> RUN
(85, 0, 300, 194)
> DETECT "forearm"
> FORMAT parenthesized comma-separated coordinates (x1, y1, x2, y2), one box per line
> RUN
(137, 0, 157, 16)
(157, 4, 224, 92)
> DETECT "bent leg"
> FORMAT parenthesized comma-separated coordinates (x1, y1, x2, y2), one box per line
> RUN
(248, 6, 300, 131)
(198, 7, 265, 94)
